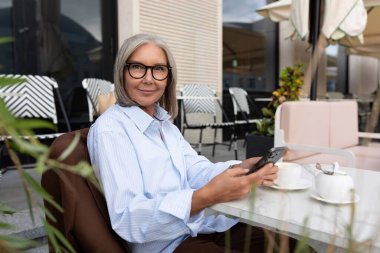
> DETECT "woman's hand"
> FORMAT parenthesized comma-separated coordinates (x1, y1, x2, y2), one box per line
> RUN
(240, 157, 278, 187)
(191, 158, 278, 215)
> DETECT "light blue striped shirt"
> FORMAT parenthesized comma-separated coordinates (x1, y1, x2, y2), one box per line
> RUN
(88, 104, 239, 253)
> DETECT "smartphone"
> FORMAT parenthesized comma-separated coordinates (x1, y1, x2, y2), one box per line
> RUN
(246, 146, 288, 175)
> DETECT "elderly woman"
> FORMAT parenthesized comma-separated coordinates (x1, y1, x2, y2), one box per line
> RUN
(88, 33, 280, 253)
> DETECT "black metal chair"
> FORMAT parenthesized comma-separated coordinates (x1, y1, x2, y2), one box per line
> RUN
(181, 84, 238, 159)
(229, 87, 262, 145)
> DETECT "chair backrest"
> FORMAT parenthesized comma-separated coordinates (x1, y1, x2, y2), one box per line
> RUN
(275, 101, 330, 160)
(42, 128, 130, 253)
(229, 87, 250, 115)
(82, 78, 115, 122)
(275, 101, 359, 161)
(0, 74, 71, 132)
(181, 84, 217, 115)
(180, 84, 223, 128)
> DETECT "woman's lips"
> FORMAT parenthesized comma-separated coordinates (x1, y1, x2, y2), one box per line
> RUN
(138, 89, 156, 95)
(139, 89, 155, 92)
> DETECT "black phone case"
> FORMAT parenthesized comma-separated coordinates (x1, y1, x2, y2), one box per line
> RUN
(246, 147, 287, 175)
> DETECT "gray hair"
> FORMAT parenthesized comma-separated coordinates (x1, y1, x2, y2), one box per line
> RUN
(114, 33, 178, 118)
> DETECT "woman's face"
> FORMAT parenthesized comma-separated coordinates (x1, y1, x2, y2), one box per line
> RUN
(124, 43, 169, 116)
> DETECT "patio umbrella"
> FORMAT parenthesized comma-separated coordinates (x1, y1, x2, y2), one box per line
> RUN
(257, 0, 378, 44)
(257, 0, 380, 100)
(340, 4, 380, 48)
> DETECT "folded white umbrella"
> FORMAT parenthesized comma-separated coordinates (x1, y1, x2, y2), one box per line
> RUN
(340, 3, 380, 47)
(322, 0, 367, 43)
(256, 0, 309, 40)
(289, 0, 309, 40)
(256, 0, 291, 22)
(257, 0, 379, 46)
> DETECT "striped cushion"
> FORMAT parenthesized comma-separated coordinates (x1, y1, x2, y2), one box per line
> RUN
(0, 74, 68, 141)
(0, 74, 58, 123)
(182, 84, 216, 115)
(82, 78, 114, 122)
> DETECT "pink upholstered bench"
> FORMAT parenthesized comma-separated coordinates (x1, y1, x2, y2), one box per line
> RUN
(274, 101, 380, 171)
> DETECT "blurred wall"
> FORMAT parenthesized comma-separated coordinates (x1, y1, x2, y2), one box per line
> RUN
(278, 21, 327, 98)
(117, 0, 222, 95)
(117, 0, 222, 143)
(349, 55, 379, 95)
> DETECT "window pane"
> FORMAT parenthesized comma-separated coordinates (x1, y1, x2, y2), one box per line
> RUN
(223, 0, 277, 93)
(0, 0, 14, 73)
(326, 45, 338, 92)
(58, 0, 103, 98)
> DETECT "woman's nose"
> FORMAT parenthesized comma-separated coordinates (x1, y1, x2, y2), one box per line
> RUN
(143, 68, 154, 82)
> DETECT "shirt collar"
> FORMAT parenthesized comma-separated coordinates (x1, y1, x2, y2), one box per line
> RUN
(118, 104, 171, 133)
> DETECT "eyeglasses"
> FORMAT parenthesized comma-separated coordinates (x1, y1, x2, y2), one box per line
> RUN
(124, 63, 171, 81)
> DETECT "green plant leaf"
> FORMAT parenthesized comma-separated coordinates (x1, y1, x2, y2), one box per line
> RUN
(15, 171, 36, 225)
(35, 153, 48, 174)
(57, 132, 80, 161)
(74, 161, 95, 177)
(0, 100, 16, 123)
(257, 63, 304, 136)
(21, 170, 46, 194)
(39, 204, 58, 223)
(267, 126, 274, 136)
(5, 131, 48, 155)
(0, 234, 38, 250)
(12, 118, 55, 130)
(0, 222, 13, 230)
(25, 176, 64, 214)
(261, 107, 272, 117)
(0, 76, 25, 88)
(0, 203, 16, 215)
(43, 220, 76, 253)
(0, 37, 14, 44)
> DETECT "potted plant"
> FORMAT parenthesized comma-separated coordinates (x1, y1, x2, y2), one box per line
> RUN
(246, 63, 305, 157)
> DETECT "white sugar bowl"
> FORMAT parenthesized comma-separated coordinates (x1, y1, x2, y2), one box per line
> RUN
(315, 166, 355, 202)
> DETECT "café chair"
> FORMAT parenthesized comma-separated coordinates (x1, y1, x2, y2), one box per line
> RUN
(229, 87, 261, 144)
(274, 100, 380, 171)
(0, 74, 71, 136)
(42, 128, 131, 253)
(0, 74, 71, 173)
(82, 78, 115, 122)
(181, 84, 238, 159)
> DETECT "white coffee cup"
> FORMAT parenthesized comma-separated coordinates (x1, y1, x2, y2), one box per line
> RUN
(315, 170, 354, 202)
(274, 162, 302, 188)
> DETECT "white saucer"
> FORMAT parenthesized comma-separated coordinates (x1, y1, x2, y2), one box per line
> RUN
(269, 178, 312, 191)
(310, 193, 360, 205)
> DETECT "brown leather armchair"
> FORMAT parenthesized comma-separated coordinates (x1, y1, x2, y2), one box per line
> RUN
(42, 128, 131, 253)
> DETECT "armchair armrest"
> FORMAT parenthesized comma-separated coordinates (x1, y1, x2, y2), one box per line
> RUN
(286, 143, 356, 167)
(358, 132, 380, 139)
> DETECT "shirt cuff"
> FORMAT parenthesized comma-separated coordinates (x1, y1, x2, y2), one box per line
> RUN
(158, 189, 208, 236)
(158, 188, 195, 222)
(186, 209, 205, 236)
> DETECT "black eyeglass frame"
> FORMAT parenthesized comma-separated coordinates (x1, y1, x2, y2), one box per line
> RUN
(124, 63, 172, 81)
